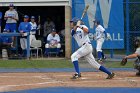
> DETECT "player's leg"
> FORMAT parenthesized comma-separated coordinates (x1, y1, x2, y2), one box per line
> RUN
(24, 38, 27, 57)
(45, 43, 50, 56)
(20, 38, 26, 57)
(5, 23, 10, 32)
(10, 23, 17, 47)
(56, 43, 61, 55)
(96, 38, 105, 62)
(71, 44, 92, 79)
(84, 51, 115, 79)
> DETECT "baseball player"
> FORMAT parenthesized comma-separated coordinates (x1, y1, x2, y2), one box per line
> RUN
(70, 17, 114, 79)
(18, 15, 31, 57)
(29, 16, 37, 45)
(4, 3, 19, 33)
(93, 20, 107, 62)
(45, 28, 61, 56)
(121, 39, 140, 76)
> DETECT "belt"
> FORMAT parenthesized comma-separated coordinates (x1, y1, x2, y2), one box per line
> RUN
(83, 42, 91, 45)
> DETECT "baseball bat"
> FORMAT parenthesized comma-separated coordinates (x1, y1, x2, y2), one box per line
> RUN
(81, 5, 89, 20)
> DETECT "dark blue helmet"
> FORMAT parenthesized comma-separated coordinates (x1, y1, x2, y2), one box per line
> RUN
(93, 19, 100, 25)
(24, 15, 29, 18)
(31, 16, 35, 19)
(70, 17, 80, 26)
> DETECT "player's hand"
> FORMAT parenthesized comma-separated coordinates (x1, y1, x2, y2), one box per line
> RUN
(76, 20, 81, 27)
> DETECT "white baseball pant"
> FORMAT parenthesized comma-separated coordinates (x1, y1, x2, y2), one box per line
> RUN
(45, 43, 61, 48)
(96, 38, 105, 52)
(30, 34, 36, 45)
(20, 38, 27, 50)
(71, 42, 101, 69)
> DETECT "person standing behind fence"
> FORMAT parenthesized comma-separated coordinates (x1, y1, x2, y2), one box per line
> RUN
(29, 16, 38, 45)
(4, 3, 19, 47)
(0, 12, 2, 33)
(18, 15, 31, 57)
(43, 17, 55, 41)
(4, 4, 18, 33)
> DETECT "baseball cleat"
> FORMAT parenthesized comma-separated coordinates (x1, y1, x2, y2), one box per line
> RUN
(97, 59, 103, 62)
(102, 56, 106, 60)
(71, 73, 81, 79)
(106, 72, 115, 79)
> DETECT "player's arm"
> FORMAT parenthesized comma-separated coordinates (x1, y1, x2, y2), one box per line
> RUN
(4, 12, 8, 20)
(14, 11, 19, 21)
(125, 53, 139, 59)
(56, 34, 60, 43)
(47, 34, 51, 43)
(76, 21, 88, 33)
(80, 25, 88, 33)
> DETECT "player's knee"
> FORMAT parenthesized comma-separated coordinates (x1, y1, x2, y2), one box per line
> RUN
(57, 43, 61, 48)
(96, 48, 102, 52)
(71, 54, 78, 62)
(45, 43, 49, 48)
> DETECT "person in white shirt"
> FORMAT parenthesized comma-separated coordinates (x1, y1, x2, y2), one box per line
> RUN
(43, 17, 55, 40)
(93, 20, 107, 63)
(45, 28, 61, 56)
(29, 16, 37, 45)
(4, 3, 19, 33)
(70, 17, 114, 79)
(4, 3, 19, 46)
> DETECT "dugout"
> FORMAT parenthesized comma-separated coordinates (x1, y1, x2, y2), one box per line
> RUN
(0, 0, 72, 58)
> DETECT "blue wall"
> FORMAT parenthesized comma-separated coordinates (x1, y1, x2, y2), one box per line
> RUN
(72, 0, 124, 52)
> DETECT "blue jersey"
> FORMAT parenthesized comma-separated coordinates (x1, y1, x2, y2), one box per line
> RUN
(18, 22, 31, 33)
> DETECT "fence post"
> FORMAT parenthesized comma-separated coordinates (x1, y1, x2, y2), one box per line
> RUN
(126, 0, 130, 55)
(27, 32, 30, 59)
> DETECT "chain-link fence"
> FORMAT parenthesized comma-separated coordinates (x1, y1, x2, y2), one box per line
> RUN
(125, 0, 140, 53)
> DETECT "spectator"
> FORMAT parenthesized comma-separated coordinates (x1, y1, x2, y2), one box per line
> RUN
(0, 12, 2, 33)
(43, 17, 55, 40)
(0, 29, 13, 58)
(45, 28, 61, 56)
(18, 15, 31, 57)
(4, 3, 18, 33)
(29, 16, 37, 45)
(4, 3, 19, 47)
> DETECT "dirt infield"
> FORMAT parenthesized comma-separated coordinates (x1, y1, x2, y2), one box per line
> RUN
(0, 71, 140, 92)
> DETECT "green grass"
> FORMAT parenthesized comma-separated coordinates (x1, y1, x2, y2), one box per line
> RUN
(0, 60, 73, 68)
(105, 61, 133, 68)
(0, 59, 134, 68)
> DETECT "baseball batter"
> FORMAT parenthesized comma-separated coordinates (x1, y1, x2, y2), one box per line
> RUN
(29, 16, 37, 45)
(70, 17, 114, 79)
(93, 20, 106, 62)
(18, 15, 31, 57)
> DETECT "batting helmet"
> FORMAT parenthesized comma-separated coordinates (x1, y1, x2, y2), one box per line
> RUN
(70, 17, 80, 26)
(93, 19, 100, 25)
(134, 39, 140, 49)
(31, 16, 35, 19)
